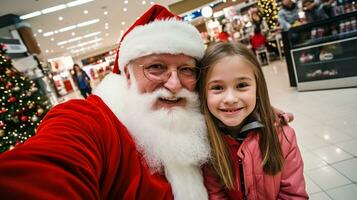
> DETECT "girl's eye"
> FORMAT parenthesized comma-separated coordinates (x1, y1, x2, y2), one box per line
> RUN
(209, 85, 223, 90)
(237, 82, 249, 88)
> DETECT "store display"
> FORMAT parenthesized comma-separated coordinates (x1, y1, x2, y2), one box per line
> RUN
(283, 10, 357, 91)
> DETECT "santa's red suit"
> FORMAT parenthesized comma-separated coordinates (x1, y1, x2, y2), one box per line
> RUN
(0, 95, 173, 199)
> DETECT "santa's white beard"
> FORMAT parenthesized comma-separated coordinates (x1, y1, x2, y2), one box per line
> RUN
(94, 74, 210, 200)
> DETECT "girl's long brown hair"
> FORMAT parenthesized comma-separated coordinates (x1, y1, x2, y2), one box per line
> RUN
(198, 42, 284, 189)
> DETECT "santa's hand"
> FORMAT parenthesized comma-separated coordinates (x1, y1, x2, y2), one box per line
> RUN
(273, 107, 294, 125)
(280, 112, 294, 124)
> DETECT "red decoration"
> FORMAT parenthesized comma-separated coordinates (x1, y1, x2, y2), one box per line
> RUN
(0, 121, 4, 128)
(0, 107, 7, 114)
(21, 115, 28, 122)
(8, 96, 16, 103)
(5, 82, 13, 89)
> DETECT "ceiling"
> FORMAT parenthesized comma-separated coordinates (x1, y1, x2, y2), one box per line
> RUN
(0, 0, 184, 60)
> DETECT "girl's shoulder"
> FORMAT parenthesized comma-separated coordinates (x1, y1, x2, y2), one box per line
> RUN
(276, 125, 299, 154)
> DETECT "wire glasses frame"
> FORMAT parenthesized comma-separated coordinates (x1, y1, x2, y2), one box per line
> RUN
(138, 63, 201, 85)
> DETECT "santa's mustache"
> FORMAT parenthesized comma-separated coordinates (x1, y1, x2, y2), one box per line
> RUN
(145, 87, 200, 110)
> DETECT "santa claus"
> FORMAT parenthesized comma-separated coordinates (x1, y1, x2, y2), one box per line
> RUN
(0, 4, 210, 200)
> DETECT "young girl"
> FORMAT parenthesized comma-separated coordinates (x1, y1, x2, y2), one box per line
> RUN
(199, 42, 308, 200)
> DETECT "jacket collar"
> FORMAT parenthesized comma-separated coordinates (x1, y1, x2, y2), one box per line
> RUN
(218, 112, 264, 141)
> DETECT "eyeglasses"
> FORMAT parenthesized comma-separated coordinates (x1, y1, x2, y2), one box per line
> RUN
(137, 63, 201, 85)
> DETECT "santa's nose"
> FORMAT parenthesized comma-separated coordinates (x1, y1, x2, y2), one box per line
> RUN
(163, 71, 182, 93)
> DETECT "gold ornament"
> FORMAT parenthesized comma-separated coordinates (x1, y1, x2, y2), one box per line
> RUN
(0, 129, 5, 137)
(37, 108, 44, 116)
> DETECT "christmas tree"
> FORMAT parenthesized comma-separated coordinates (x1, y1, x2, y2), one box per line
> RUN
(0, 43, 51, 152)
(257, 0, 279, 29)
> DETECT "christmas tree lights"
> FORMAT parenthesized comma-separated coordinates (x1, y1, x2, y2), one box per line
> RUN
(257, 0, 279, 29)
(0, 43, 51, 152)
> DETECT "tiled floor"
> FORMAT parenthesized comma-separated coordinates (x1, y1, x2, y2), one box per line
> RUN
(264, 60, 357, 200)
(59, 60, 357, 199)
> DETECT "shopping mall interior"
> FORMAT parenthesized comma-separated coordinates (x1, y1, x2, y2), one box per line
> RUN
(1, 0, 357, 199)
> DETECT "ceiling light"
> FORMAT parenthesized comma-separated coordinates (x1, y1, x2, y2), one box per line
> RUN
(68, 38, 103, 50)
(202, 6, 213, 18)
(123, 8, 127, 12)
(104, 11, 108, 15)
(142, 1, 146, 5)
(43, 31, 54, 37)
(232, 0, 236, 1)
(67, 0, 94, 7)
(124, 0, 128, 4)
(150, 1, 154, 5)
(58, 16, 63, 20)
(105, 23, 109, 26)
(54, 30, 59, 34)
(45, 49, 49, 53)
(121, 21, 125, 25)
(57, 41, 67, 46)
(105, 27, 109, 29)
(38, 29, 43, 33)
(59, 25, 76, 32)
(105, 33, 109, 36)
(20, 11, 42, 20)
(71, 32, 76, 36)
(33, 33, 37, 37)
(51, 50, 54, 53)
(37, 43, 40, 47)
(68, 37, 82, 42)
(41, 4, 66, 14)
(77, 19, 100, 27)
(83, 31, 101, 38)
(84, 10, 88, 14)
(51, 38, 55, 41)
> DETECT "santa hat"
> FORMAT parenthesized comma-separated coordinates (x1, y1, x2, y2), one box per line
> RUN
(112, 4, 205, 74)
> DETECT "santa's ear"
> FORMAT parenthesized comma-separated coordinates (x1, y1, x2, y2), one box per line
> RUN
(124, 65, 131, 86)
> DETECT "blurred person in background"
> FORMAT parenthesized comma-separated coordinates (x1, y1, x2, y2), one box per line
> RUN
(73, 64, 92, 98)
(278, 0, 300, 31)
(72, 63, 92, 98)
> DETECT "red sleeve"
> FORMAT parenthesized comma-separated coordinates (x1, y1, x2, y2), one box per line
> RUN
(278, 126, 309, 200)
(0, 97, 121, 200)
(202, 164, 229, 200)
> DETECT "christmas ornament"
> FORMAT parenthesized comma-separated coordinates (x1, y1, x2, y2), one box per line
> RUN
(37, 108, 44, 116)
(0, 107, 7, 114)
(0, 121, 4, 128)
(5, 82, 13, 89)
(0, 129, 5, 137)
(8, 96, 16, 103)
(32, 115, 38, 122)
(13, 86, 20, 91)
(21, 115, 28, 122)
(30, 87, 38, 92)
(28, 103, 34, 109)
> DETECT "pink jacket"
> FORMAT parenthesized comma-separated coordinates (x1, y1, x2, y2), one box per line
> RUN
(203, 125, 308, 200)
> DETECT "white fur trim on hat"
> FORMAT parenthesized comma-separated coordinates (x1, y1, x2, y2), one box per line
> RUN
(118, 19, 205, 71)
